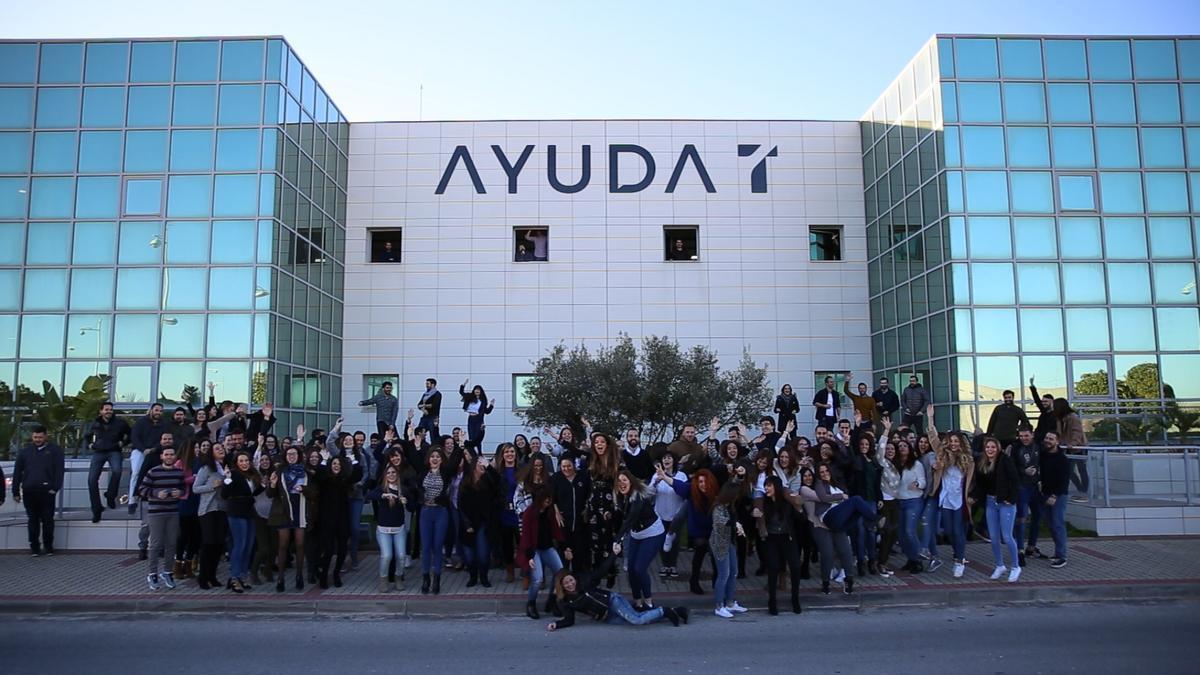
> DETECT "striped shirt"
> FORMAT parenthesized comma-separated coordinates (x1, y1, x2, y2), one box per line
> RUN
(140, 465, 186, 515)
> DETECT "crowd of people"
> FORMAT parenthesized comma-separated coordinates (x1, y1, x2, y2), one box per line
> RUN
(6, 372, 1089, 628)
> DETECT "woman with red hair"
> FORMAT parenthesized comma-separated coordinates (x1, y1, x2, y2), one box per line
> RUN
(686, 469, 718, 594)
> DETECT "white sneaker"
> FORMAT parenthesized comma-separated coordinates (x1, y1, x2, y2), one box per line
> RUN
(1007, 566, 1022, 583)
(715, 606, 734, 618)
(833, 568, 845, 584)
(728, 601, 748, 613)
(160, 572, 176, 590)
(989, 565, 1008, 580)
(953, 562, 965, 578)
(146, 573, 160, 591)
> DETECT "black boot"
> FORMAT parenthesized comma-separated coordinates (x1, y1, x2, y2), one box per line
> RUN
(276, 576, 285, 593)
(319, 569, 330, 589)
(333, 571, 343, 588)
(662, 606, 681, 626)
(792, 592, 802, 614)
(689, 577, 704, 595)
(800, 564, 811, 580)
(868, 561, 878, 575)
(421, 574, 431, 594)
(767, 596, 778, 616)
(432, 574, 441, 595)
(857, 561, 866, 577)
(480, 572, 492, 588)
(295, 572, 304, 590)
(467, 572, 478, 588)
(526, 601, 540, 620)
(821, 581, 830, 595)
(674, 606, 689, 624)
(844, 576, 855, 595)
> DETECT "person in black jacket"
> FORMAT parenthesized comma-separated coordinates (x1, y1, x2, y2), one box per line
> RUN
(416, 378, 443, 440)
(459, 379, 495, 451)
(458, 458, 502, 588)
(547, 555, 688, 630)
(129, 403, 169, 514)
(12, 425, 65, 556)
(812, 376, 841, 430)
(367, 461, 415, 592)
(872, 377, 901, 428)
(1031, 431, 1070, 569)
(220, 451, 264, 593)
(85, 402, 131, 522)
(316, 455, 362, 589)
(774, 384, 800, 433)
(612, 471, 664, 610)
(552, 457, 592, 574)
(973, 436, 1022, 583)
(1028, 377, 1058, 445)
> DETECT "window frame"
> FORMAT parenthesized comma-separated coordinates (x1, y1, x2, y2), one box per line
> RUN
(367, 227, 403, 264)
(513, 226, 549, 263)
(363, 374, 399, 400)
(809, 225, 844, 262)
(1055, 172, 1099, 213)
(512, 373, 536, 411)
(663, 225, 700, 262)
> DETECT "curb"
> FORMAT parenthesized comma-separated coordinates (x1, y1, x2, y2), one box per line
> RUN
(3, 582, 1198, 618)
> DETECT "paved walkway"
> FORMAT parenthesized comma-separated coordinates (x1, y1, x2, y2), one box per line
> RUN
(2, 537, 1197, 614)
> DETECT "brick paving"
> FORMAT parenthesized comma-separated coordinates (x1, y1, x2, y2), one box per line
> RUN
(1, 537, 1197, 603)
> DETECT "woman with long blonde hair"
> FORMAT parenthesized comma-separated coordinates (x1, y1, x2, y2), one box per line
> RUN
(925, 405, 974, 578)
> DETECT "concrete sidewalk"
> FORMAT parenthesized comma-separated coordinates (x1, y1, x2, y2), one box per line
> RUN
(1, 537, 1197, 616)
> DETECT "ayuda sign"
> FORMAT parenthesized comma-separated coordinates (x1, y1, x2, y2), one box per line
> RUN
(434, 144, 778, 195)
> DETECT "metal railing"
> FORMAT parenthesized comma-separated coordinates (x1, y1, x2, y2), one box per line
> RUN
(1073, 445, 1200, 508)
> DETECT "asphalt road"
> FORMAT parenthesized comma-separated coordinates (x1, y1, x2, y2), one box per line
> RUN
(1, 601, 1195, 673)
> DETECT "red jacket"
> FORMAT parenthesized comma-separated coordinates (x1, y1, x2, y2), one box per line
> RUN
(516, 505, 565, 569)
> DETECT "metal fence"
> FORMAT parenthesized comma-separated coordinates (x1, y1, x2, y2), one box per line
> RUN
(1075, 445, 1200, 507)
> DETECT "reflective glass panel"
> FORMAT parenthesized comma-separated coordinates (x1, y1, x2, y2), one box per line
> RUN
(124, 178, 162, 215)
(1062, 263, 1106, 303)
(1002, 83, 1045, 123)
(81, 87, 125, 127)
(1182, 40, 1200, 79)
(1051, 127, 1094, 168)
(1088, 40, 1132, 80)
(159, 314, 204, 358)
(39, 43, 83, 83)
(123, 130, 166, 172)
(29, 177, 74, 218)
(1006, 127, 1049, 167)
(1059, 175, 1096, 211)
(220, 40, 265, 81)
(1111, 308, 1156, 351)
(18, 361, 63, 393)
(112, 314, 158, 357)
(957, 83, 1002, 122)
(1161, 355, 1200, 399)
(126, 86, 170, 126)
(1091, 84, 1136, 124)
(19, 314, 65, 358)
(175, 41, 218, 81)
(1099, 172, 1144, 213)
(1071, 358, 1111, 397)
(218, 84, 262, 125)
(206, 361, 250, 405)
(1185, 84, 1200, 124)
(1103, 217, 1147, 258)
(1137, 84, 1181, 124)
(32, 131, 77, 173)
(117, 220, 163, 264)
(1157, 308, 1200, 351)
(946, 171, 964, 211)
(1022, 356, 1067, 399)
(78, 131, 122, 173)
(953, 38, 999, 78)
(166, 175, 212, 217)
(971, 263, 1015, 305)
(1153, 262, 1196, 304)
(171, 86, 216, 126)
(35, 87, 80, 128)
(208, 267, 253, 309)
(164, 220, 210, 263)
(207, 313, 252, 358)
(66, 315, 111, 358)
(130, 42, 172, 82)
(1011, 172, 1053, 213)
(158, 362, 203, 401)
(72, 220, 116, 264)
(960, 126, 1004, 167)
(1107, 263, 1152, 304)
(967, 216, 1010, 258)
(84, 42, 128, 84)
(215, 128, 259, 171)
(1047, 84, 1091, 123)
(964, 171, 1008, 212)
(115, 267, 160, 309)
(1142, 128, 1185, 168)
(1019, 308, 1064, 351)
(1144, 173, 1189, 213)
(25, 221, 69, 263)
(212, 174, 258, 217)
(1044, 40, 1088, 79)
(941, 83, 958, 123)
(0, 270, 17, 309)
(256, 220, 273, 263)
(0, 132, 31, 173)
(211, 220, 254, 262)
(1065, 308, 1110, 351)
(23, 268, 67, 310)
(974, 309, 1018, 353)
(0, 44, 38, 84)
(75, 176, 119, 218)
(1184, 129, 1200, 167)
(1132, 40, 1176, 79)
(164, 267, 208, 309)
(254, 314, 268, 358)
(0, 224, 23, 264)
(169, 129, 214, 171)
(1095, 128, 1140, 168)
(258, 174, 275, 217)
(0, 88, 34, 128)
(1000, 39, 1043, 78)
(1149, 217, 1193, 259)
(1014, 217, 1057, 257)
(1017, 263, 1060, 304)
(111, 364, 151, 403)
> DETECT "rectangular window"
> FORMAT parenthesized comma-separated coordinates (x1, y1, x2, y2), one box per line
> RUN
(363, 374, 399, 400)
(664, 226, 699, 262)
(513, 374, 536, 410)
(123, 177, 163, 216)
(369, 228, 402, 263)
(1057, 174, 1097, 211)
(809, 225, 843, 261)
(514, 227, 549, 262)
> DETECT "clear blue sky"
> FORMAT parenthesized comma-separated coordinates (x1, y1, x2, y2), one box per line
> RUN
(4, 0, 1198, 121)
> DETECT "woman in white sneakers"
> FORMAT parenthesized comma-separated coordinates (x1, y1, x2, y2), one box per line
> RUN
(925, 406, 974, 578)
(972, 435, 1021, 582)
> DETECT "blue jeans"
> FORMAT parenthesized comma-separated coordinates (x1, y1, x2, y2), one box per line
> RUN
(528, 547, 563, 602)
(985, 496, 1019, 567)
(227, 516, 254, 580)
(377, 525, 408, 578)
(417, 414, 439, 440)
(462, 523, 490, 576)
(605, 592, 665, 625)
(939, 506, 966, 561)
(87, 450, 122, 514)
(1032, 493, 1069, 559)
(714, 550, 738, 607)
(419, 506, 449, 574)
(348, 498, 366, 562)
(127, 449, 145, 504)
(626, 531, 665, 601)
(920, 497, 939, 555)
(1015, 484, 1041, 551)
(898, 497, 923, 562)
(823, 496, 877, 534)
